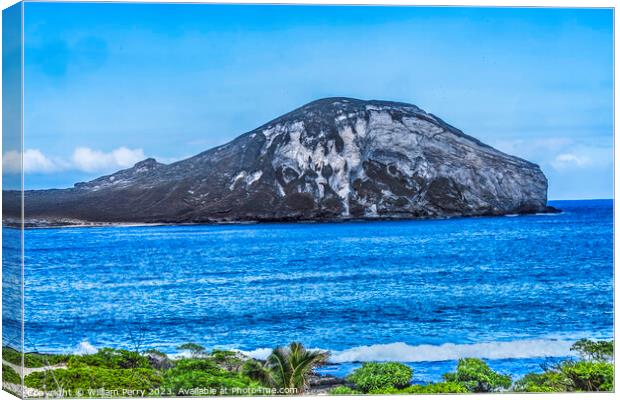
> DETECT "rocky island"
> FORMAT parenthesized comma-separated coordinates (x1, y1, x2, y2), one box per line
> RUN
(4, 97, 556, 226)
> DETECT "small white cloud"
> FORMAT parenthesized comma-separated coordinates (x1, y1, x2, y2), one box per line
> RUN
(551, 153, 591, 170)
(71, 146, 146, 173)
(493, 137, 611, 172)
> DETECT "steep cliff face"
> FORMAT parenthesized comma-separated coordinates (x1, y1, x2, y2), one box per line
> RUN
(5, 98, 554, 226)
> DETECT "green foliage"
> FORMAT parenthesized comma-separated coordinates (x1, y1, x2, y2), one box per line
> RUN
(240, 359, 272, 386)
(143, 349, 167, 358)
(2, 365, 21, 384)
(514, 339, 614, 393)
(22, 348, 162, 395)
(177, 343, 206, 358)
(346, 362, 412, 393)
(162, 371, 261, 395)
(162, 358, 263, 395)
(11, 339, 613, 396)
(365, 382, 468, 394)
(559, 360, 614, 392)
(24, 367, 162, 393)
(169, 358, 221, 374)
(514, 362, 613, 393)
(209, 350, 246, 372)
(400, 382, 469, 394)
(513, 371, 571, 392)
(2, 346, 69, 368)
(210, 350, 238, 362)
(265, 342, 328, 392)
(328, 385, 361, 395)
(571, 339, 614, 362)
(443, 358, 511, 392)
(2, 347, 21, 365)
(68, 348, 151, 369)
(26, 353, 71, 368)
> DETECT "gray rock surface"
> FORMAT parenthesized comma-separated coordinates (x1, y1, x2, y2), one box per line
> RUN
(4, 97, 555, 226)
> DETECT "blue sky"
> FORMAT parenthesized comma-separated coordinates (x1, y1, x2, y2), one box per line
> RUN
(12, 3, 613, 199)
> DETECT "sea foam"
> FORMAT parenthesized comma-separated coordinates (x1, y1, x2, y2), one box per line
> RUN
(74, 340, 98, 355)
(242, 339, 577, 363)
(329, 340, 576, 362)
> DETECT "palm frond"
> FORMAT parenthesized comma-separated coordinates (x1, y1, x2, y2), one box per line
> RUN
(265, 342, 329, 392)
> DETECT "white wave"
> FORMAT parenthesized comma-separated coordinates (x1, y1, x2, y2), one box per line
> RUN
(240, 347, 274, 360)
(74, 340, 97, 355)
(240, 339, 578, 363)
(328, 340, 575, 363)
(241, 346, 330, 360)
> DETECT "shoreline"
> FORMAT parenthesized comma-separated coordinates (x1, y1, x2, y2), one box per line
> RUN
(3, 206, 565, 230)
(2, 338, 614, 395)
(16, 335, 608, 366)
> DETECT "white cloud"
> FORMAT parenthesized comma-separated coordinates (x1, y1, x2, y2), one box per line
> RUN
(71, 146, 145, 173)
(493, 137, 612, 172)
(3, 148, 61, 174)
(3, 146, 147, 174)
(2, 150, 22, 174)
(551, 153, 591, 170)
(24, 149, 61, 173)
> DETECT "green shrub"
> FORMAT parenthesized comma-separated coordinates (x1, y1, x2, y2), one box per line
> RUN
(26, 353, 70, 368)
(559, 361, 613, 392)
(169, 358, 222, 373)
(210, 350, 245, 372)
(2, 347, 69, 368)
(143, 349, 167, 358)
(571, 339, 614, 362)
(365, 382, 467, 394)
(328, 385, 361, 395)
(513, 371, 571, 392)
(68, 348, 151, 369)
(162, 368, 262, 395)
(210, 350, 238, 362)
(514, 343, 614, 394)
(366, 386, 401, 394)
(401, 382, 469, 394)
(240, 359, 271, 385)
(24, 367, 162, 393)
(2, 365, 21, 384)
(161, 356, 266, 395)
(177, 343, 206, 358)
(347, 362, 412, 393)
(2, 347, 21, 365)
(443, 358, 511, 392)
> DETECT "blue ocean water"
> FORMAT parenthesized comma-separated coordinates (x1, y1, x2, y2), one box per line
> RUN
(6, 199, 613, 382)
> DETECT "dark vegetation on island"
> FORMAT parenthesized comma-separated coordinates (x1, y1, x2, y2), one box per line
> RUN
(3, 97, 559, 228)
(1, 339, 613, 397)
